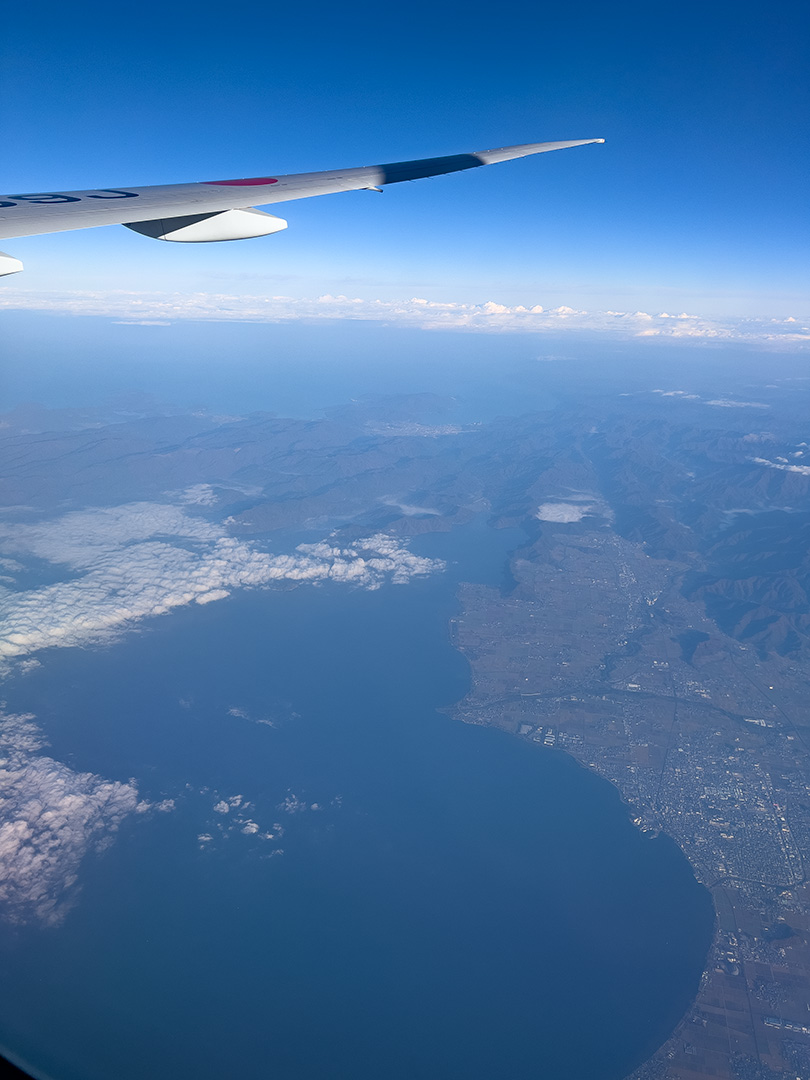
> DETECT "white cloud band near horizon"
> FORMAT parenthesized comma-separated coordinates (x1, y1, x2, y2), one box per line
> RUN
(1, 288, 808, 348)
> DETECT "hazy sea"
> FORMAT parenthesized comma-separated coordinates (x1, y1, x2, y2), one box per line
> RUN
(0, 518, 714, 1080)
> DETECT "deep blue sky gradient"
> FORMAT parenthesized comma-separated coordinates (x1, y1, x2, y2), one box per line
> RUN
(2, 0, 808, 315)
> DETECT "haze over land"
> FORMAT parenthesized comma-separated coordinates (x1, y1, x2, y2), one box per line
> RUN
(2, 331, 810, 1078)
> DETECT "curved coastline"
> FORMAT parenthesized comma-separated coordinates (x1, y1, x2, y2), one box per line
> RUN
(526, 737, 719, 1079)
(445, 518, 807, 1080)
(450, 716, 719, 1079)
(415, 521, 717, 1079)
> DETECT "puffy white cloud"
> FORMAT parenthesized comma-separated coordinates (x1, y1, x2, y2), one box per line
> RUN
(197, 792, 291, 853)
(650, 392, 770, 409)
(277, 792, 307, 814)
(0, 503, 443, 662)
(15, 659, 41, 675)
(536, 502, 595, 523)
(173, 484, 218, 507)
(196, 589, 230, 605)
(1, 289, 808, 349)
(0, 710, 145, 926)
(226, 705, 278, 728)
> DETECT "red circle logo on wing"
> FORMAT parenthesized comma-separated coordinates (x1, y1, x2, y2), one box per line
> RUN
(204, 177, 279, 186)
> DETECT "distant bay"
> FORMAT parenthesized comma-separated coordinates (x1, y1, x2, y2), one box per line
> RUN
(0, 520, 714, 1080)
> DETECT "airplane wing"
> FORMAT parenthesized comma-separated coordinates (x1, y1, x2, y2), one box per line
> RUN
(0, 138, 604, 275)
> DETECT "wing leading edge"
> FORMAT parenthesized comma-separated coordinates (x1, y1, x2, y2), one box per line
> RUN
(0, 138, 604, 273)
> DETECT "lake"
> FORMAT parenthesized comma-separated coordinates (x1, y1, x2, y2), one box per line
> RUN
(0, 519, 714, 1080)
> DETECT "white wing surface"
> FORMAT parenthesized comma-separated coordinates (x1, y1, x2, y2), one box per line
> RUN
(0, 138, 603, 274)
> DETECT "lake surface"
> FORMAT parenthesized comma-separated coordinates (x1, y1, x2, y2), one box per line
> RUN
(0, 520, 714, 1080)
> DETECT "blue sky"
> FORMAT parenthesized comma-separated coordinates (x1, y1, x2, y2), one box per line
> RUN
(1, 0, 808, 323)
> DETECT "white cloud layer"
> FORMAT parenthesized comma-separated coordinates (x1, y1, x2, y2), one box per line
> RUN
(0, 503, 443, 661)
(751, 457, 810, 477)
(651, 390, 770, 409)
(535, 502, 595, 523)
(2, 290, 808, 348)
(173, 484, 219, 506)
(0, 710, 144, 926)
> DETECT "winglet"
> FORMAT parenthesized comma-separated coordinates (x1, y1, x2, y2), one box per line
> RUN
(473, 138, 605, 166)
